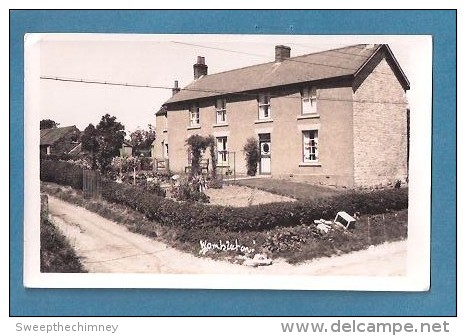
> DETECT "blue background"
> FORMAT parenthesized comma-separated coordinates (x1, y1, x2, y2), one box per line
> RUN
(10, 10, 456, 316)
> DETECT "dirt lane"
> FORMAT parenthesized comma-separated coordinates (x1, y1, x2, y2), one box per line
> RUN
(47, 196, 406, 276)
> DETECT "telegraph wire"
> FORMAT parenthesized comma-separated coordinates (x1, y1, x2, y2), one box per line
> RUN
(171, 41, 396, 76)
(171, 40, 360, 72)
(40, 75, 408, 105)
(170, 41, 268, 58)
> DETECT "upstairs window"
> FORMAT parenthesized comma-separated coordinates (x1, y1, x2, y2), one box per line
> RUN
(302, 87, 317, 115)
(303, 130, 319, 162)
(258, 94, 271, 119)
(215, 98, 227, 124)
(189, 104, 200, 126)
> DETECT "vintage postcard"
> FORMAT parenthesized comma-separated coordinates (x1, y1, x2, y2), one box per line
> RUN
(24, 34, 432, 290)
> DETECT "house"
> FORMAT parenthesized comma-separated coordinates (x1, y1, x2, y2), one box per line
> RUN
(119, 141, 133, 157)
(40, 125, 80, 157)
(156, 44, 410, 187)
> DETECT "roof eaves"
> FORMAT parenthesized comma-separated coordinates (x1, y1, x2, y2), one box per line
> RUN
(383, 44, 410, 90)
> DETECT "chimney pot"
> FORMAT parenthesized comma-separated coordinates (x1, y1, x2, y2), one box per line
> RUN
(197, 56, 205, 65)
(193, 56, 208, 79)
(172, 80, 180, 96)
(275, 45, 291, 62)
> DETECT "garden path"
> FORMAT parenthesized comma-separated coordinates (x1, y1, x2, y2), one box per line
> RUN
(48, 196, 406, 276)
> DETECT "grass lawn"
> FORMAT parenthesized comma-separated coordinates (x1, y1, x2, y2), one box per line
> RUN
(232, 178, 347, 201)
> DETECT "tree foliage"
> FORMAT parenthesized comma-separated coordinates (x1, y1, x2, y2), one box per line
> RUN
(40, 119, 59, 129)
(243, 137, 260, 176)
(129, 125, 156, 153)
(81, 114, 125, 172)
(186, 134, 215, 178)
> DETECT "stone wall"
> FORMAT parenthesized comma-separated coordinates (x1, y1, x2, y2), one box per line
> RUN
(353, 57, 408, 187)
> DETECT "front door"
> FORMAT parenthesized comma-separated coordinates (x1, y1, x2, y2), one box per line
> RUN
(259, 133, 271, 174)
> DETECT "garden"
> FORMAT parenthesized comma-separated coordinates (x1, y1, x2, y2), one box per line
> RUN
(40, 157, 408, 265)
(40, 128, 409, 265)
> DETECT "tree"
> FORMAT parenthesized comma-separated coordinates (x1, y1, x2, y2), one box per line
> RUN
(243, 137, 260, 176)
(40, 119, 59, 129)
(129, 125, 156, 153)
(81, 114, 125, 172)
(81, 124, 99, 169)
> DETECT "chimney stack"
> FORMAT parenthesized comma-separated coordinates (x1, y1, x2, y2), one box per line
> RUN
(275, 45, 291, 62)
(193, 56, 208, 79)
(172, 80, 180, 96)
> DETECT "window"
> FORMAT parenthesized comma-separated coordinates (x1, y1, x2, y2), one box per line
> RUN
(162, 141, 168, 159)
(302, 87, 317, 115)
(215, 98, 227, 124)
(303, 130, 319, 162)
(216, 136, 228, 164)
(189, 104, 200, 126)
(258, 94, 271, 119)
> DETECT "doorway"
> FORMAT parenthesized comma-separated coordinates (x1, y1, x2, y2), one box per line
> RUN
(259, 133, 271, 174)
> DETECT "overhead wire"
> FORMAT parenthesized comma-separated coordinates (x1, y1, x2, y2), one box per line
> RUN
(40, 40, 405, 107)
(40, 75, 407, 105)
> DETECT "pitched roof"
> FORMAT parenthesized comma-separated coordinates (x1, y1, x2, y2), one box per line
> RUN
(40, 126, 79, 145)
(155, 106, 167, 116)
(68, 143, 83, 155)
(165, 44, 409, 105)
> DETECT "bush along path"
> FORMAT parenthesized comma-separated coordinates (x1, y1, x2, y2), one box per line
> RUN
(46, 193, 406, 275)
(41, 182, 408, 266)
(40, 215, 87, 273)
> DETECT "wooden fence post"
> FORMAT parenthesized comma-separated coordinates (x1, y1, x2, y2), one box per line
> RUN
(40, 194, 48, 220)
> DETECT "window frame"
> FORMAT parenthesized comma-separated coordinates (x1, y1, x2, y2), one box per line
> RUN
(301, 86, 317, 115)
(189, 104, 200, 126)
(258, 94, 271, 120)
(215, 98, 227, 124)
(216, 136, 228, 164)
(302, 129, 319, 163)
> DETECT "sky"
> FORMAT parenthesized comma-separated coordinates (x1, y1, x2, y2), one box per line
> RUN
(38, 34, 430, 134)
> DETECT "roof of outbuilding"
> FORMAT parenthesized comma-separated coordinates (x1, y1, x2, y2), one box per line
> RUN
(40, 125, 79, 145)
(164, 44, 409, 105)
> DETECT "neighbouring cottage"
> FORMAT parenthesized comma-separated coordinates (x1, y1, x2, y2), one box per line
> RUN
(155, 44, 410, 188)
(119, 140, 133, 157)
(40, 125, 81, 157)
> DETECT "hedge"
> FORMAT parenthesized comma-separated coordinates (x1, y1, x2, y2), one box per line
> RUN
(40, 160, 84, 190)
(101, 181, 408, 232)
(40, 159, 408, 232)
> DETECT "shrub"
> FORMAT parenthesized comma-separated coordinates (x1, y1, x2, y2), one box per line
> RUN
(100, 181, 408, 233)
(170, 176, 210, 203)
(40, 160, 84, 189)
(207, 177, 223, 189)
(138, 179, 167, 197)
(243, 137, 260, 176)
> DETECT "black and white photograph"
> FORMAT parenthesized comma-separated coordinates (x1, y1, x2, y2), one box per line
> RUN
(24, 34, 432, 290)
